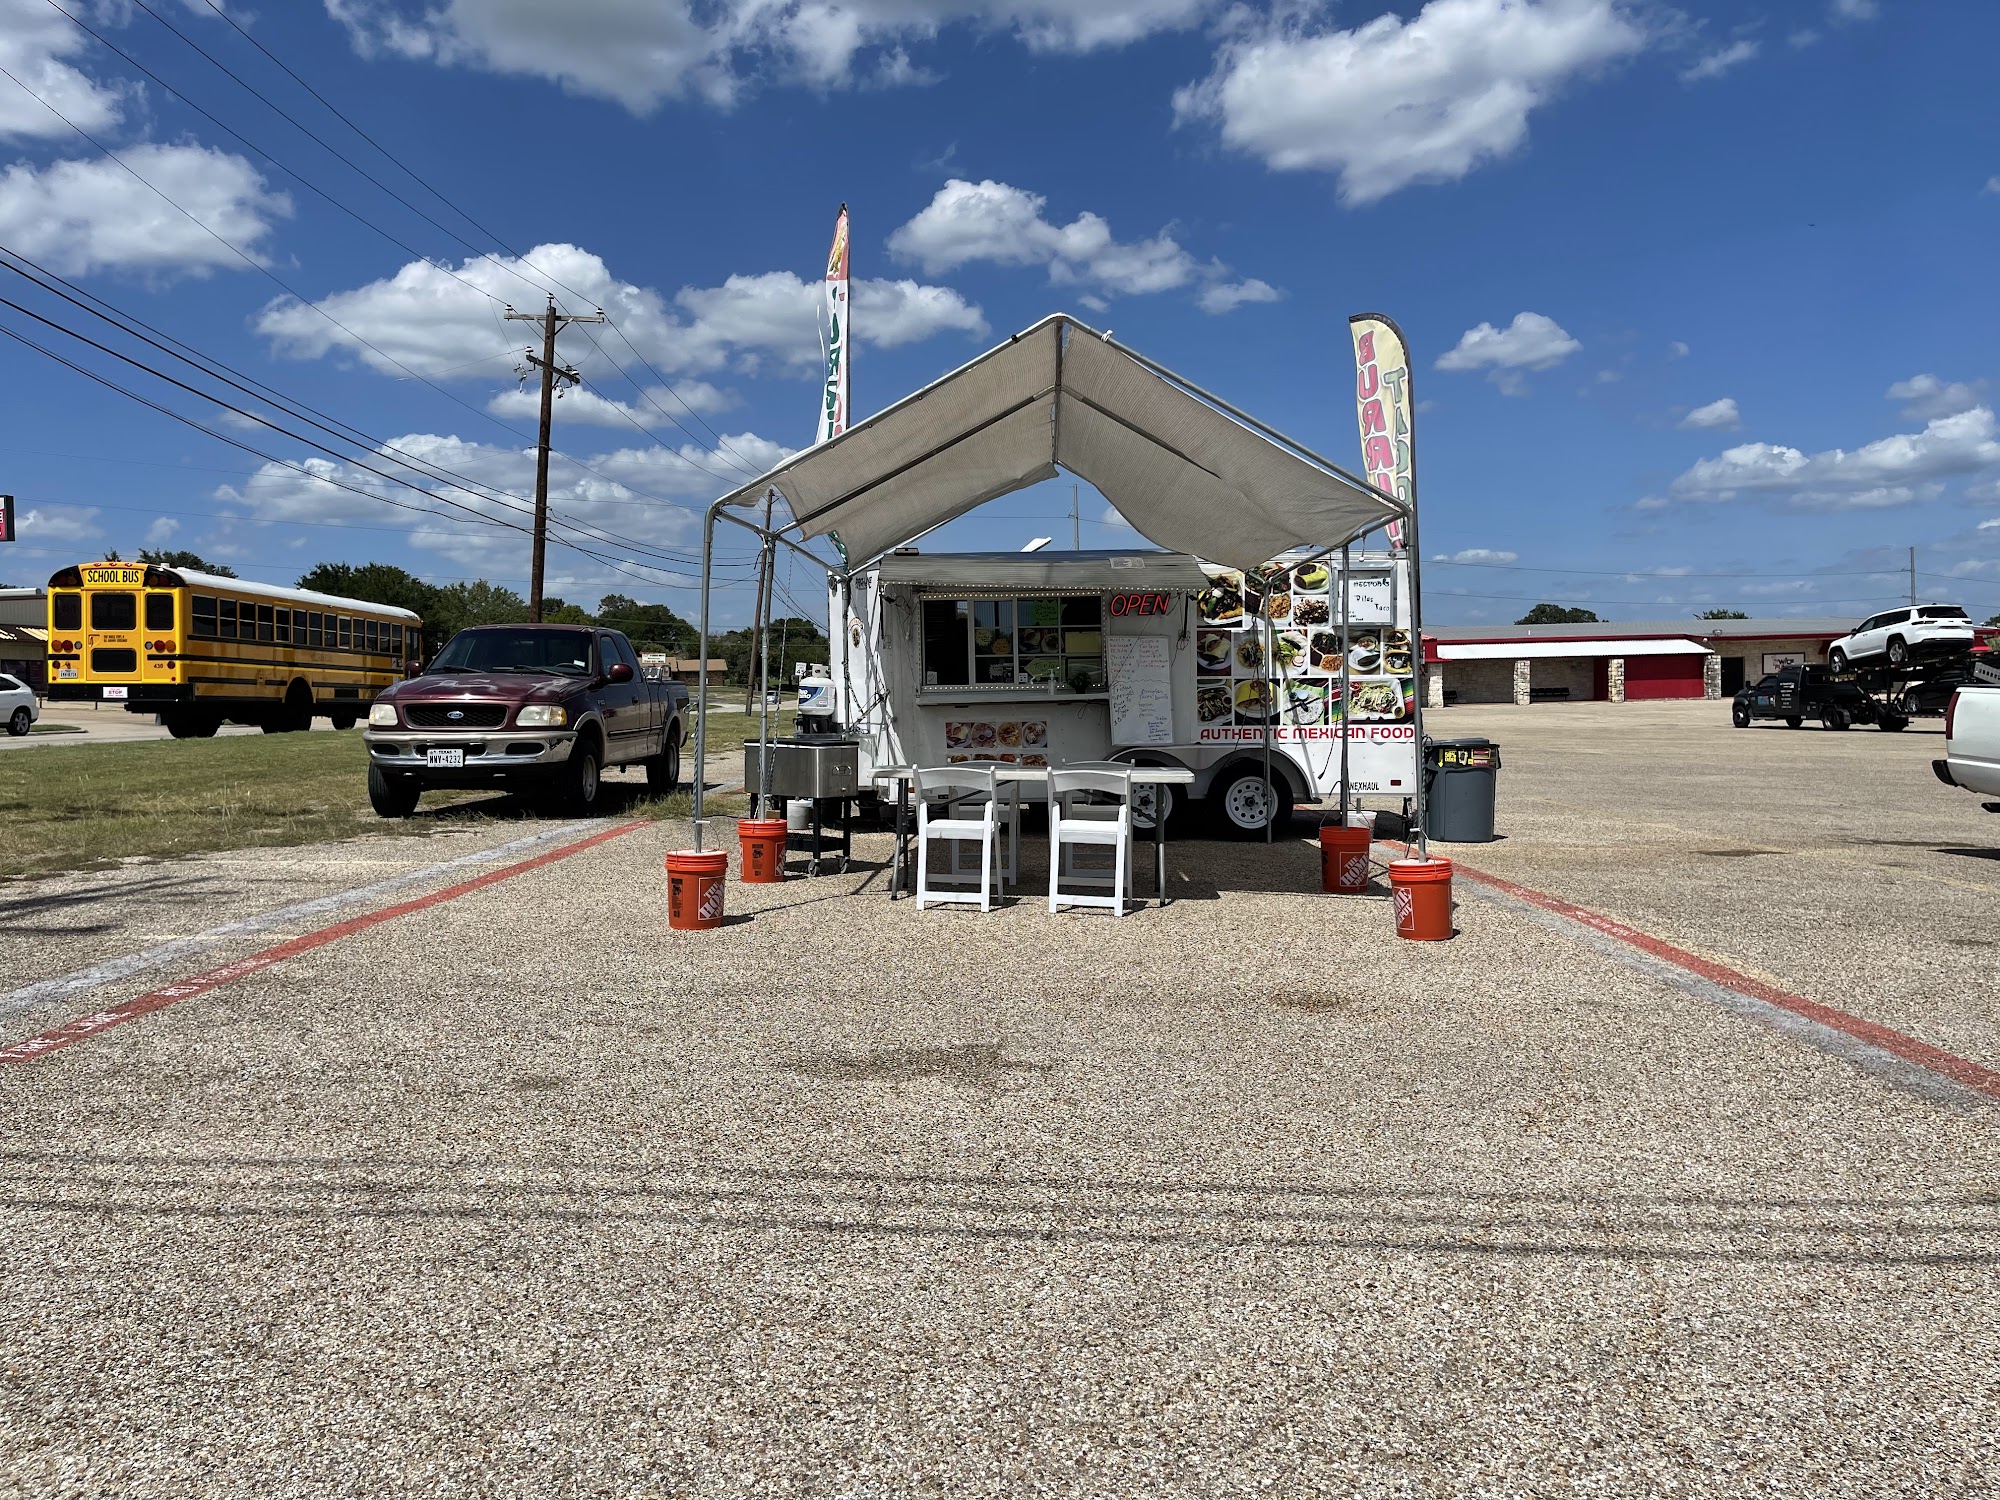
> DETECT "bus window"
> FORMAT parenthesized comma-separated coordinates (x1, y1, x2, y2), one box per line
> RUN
(257, 604, 274, 642)
(52, 592, 82, 631)
(366, 620, 380, 654)
(91, 592, 137, 630)
(145, 593, 175, 631)
(391, 623, 403, 658)
(275, 609, 290, 644)
(192, 595, 217, 637)
(307, 612, 322, 647)
(339, 617, 352, 650)
(219, 599, 238, 639)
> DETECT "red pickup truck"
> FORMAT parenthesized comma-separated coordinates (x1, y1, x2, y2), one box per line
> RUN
(361, 624, 689, 817)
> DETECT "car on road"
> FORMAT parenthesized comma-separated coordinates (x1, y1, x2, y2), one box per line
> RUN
(361, 624, 690, 817)
(1, 672, 39, 736)
(1732, 662, 1904, 731)
(1933, 685, 2000, 808)
(1826, 604, 1975, 671)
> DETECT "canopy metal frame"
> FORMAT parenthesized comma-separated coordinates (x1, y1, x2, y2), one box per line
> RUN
(688, 313, 1429, 860)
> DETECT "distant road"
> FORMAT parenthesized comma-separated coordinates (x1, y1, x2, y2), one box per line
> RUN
(1, 701, 336, 749)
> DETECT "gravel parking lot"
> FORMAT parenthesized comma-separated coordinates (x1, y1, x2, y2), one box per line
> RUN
(2, 702, 1996, 1496)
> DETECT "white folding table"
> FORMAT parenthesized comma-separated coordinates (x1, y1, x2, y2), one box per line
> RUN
(873, 762, 1195, 906)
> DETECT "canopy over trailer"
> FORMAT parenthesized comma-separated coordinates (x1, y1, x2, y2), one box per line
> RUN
(692, 313, 1424, 850)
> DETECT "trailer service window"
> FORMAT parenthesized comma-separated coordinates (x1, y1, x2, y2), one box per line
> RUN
(921, 596, 1106, 692)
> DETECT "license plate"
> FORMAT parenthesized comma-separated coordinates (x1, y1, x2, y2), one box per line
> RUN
(426, 748, 464, 768)
(102, 686, 128, 700)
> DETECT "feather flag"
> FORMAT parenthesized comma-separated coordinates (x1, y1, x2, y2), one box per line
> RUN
(816, 205, 850, 446)
(1348, 313, 1414, 548)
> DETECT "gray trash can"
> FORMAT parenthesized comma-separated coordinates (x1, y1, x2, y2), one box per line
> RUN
(1424, 738, 1500, 842)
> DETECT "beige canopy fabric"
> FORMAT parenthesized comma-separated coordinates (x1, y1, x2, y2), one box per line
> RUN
(712, 315, 1405, 574)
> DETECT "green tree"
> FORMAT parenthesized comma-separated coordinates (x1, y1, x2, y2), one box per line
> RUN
(427, 579, 531, 641)
(1695, 608, 1749, 619)
(539, 596, 595, 626)
(1986, 613, 2000, 627)
(594, 593, 697, 654)
(721, 615, 827, 688)
(297, 561, 436, 616)
(1515, 602, 1601, 624)
(139, 548, 237, 577)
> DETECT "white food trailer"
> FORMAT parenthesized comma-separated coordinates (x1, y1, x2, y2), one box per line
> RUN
(828, 545, 1419, 834)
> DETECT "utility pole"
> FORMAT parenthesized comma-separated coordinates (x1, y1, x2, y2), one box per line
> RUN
(1071, 483, 1080, 550)
(1909, 546, 1917, 606)
(503, 296, 605, 620)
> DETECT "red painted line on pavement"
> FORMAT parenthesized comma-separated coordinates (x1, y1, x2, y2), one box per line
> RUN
(1445, 857, 2000, 1103)
(0, 820, 645, 1065)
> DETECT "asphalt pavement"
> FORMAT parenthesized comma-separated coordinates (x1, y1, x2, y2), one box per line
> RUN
(0, 700, 1995, 1496)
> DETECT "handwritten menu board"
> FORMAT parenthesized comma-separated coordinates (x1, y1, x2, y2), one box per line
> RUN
(1107, 634, 1174, 746)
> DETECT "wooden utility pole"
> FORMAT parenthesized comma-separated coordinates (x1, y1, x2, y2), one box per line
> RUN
(503, 296, 605, 620)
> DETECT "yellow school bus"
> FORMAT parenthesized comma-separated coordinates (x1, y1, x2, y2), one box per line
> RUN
(45, 561, 422, 737)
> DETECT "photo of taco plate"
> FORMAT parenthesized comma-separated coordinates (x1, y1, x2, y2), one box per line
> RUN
(1196, 681, 1233, 723)
(1234, 680, 1278, 722)
(1292, 561, 1330, 592)
(1196, 630, 1232, 672)
(1198, 578, 1244, 626)
(1345, 678, 1407, 721)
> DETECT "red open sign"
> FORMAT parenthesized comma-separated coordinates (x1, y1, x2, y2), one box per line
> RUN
(1107, 591, 1173, 617)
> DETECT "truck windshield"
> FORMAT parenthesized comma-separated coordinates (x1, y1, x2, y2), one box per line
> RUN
(430, 628, 593, 675)
(1919, 606, 1968, 619)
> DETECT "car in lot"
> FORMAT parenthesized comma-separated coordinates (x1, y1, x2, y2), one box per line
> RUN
(1732, 662, 1904, 731)
(1933, 685, 2000, 808)
(1826, 604, 1975, 671)
(361, 624, 689, 817)
(1, 671, 39, 736)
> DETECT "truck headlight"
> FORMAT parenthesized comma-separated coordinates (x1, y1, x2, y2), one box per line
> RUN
(516, 705, 566, 727)
(367, 703, 399, 727)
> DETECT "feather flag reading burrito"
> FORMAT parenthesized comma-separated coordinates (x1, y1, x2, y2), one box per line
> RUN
(1348, 313, 1414, 548)
(816, 204, 851, 447)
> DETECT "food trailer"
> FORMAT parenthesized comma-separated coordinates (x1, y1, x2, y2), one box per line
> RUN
(828, 545, 1419, 835)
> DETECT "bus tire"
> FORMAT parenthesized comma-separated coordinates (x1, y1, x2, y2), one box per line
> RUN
(329, 710, 357, 731)
(165, 711, 219, 739)
(368, 763, 421, 818)
(1209, 763, 1294, 840)
(276, 680, 314, 733)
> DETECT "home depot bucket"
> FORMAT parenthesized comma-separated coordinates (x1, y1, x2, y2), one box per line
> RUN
(1388, 857, 1455, 941)
(1318, 824, 1373, 894)
(737, 818, 789, 884)
(665, 849, 729, 931)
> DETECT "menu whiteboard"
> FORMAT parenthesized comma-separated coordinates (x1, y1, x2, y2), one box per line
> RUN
(1107, 634, 1174, 746)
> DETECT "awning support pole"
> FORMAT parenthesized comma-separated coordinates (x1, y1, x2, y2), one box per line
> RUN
(1261, 582, 1275, 845)
(1338, 542, 1351, 826)
(754, 525, 777, 816)
(692, 498, 723, 853)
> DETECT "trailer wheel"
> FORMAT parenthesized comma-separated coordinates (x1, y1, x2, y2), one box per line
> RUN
(1821, 706, 1851, 731)
(1209, 764, 1294, 840)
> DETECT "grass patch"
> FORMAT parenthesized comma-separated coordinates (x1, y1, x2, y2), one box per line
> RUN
(26, 722, 85, 736)
(0, 711, 787, 882)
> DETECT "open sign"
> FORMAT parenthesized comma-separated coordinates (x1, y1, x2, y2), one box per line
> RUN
(1107, 591, 1173, 617)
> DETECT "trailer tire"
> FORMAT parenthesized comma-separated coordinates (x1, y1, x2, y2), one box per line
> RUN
(1209, 763, 1294, 840)
(1822, 706, 1851, 731)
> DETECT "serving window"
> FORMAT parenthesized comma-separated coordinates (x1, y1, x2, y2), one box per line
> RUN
(920, 594, 1106, 692)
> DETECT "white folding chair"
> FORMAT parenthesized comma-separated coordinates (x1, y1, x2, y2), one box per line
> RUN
(915, 766, 1009, 911)
(1047, 765, 1134, 917)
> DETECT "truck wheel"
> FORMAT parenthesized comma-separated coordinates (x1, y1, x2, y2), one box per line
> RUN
(645, 734, 682, 795)
(1784, 716, 1803, 729)
(1822, 706, 1851, 731)
(367, 762, 421, 818)
(556, 739, 602, 815)
(1887, 637, 1908, 668)
(1209, 764, 1293, 840)
(6, 707, 29, 737)
(1731, 704, 1750, 728)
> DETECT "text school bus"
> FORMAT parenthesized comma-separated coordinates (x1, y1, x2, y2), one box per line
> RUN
(45, 562, 421, 737)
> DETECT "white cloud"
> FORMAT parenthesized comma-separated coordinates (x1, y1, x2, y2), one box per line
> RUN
(1829, 0, 1877, 21)
(0, 0, 126, 142)
(1100, 504, 1132, 530)
(143, 516, 181, 547)
(325, 0, 1214, 111)
(1681, 39, 1758, 83)
(890, 178, 1196, 294)
(1663, 406, 2000, 512)
(1668, 340, 1690, 358)
(1681, 397, 1741, 431)
(1198, 277, 1283, 315)
(1985, 177, 2000, 196)
(1173, 0, 1647, 204)
(488, 380, 735, 431)
(15, 504, 102, 544)
(257, 243, 983, 382)
(1887, 374, 1987, 422)
(1738, 579, 1815, 596)
(0, 145, 291, 276)
(1436, 311, 1580, 393)
(1433, 548, 1519, 564)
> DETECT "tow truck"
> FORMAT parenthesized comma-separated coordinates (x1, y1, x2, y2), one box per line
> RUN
(1733, 662, 1904, 731)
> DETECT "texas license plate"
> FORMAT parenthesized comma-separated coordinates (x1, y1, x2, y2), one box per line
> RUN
(426, 748, 464, 768)
(102, 686, 128, 700)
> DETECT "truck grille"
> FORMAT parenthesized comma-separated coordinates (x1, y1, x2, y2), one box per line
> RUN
(404, 703, 508, 729)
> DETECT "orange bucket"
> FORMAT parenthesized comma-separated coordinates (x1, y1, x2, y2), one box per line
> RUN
(737, 817, 790, 884)
(665, 849, 729, 930)
(1388, 857, 1454, 941)
(1319, 824, 1372, 894)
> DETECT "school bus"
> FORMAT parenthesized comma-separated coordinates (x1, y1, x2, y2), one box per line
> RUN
(45, 561, 422, 737)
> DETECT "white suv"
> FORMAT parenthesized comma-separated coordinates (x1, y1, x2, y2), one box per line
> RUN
(1827, 604, 1976, 671)
(1, 671, 38, 737)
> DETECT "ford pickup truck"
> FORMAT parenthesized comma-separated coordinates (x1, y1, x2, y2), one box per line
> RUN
(1934, 684, 2000, 810)
(361, 624, 689, 817)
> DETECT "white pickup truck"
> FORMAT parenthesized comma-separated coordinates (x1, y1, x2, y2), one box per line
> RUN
(1934, 685, 2000, 808)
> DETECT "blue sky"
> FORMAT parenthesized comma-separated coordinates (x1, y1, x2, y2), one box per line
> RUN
(2, 0, 1996, 628)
